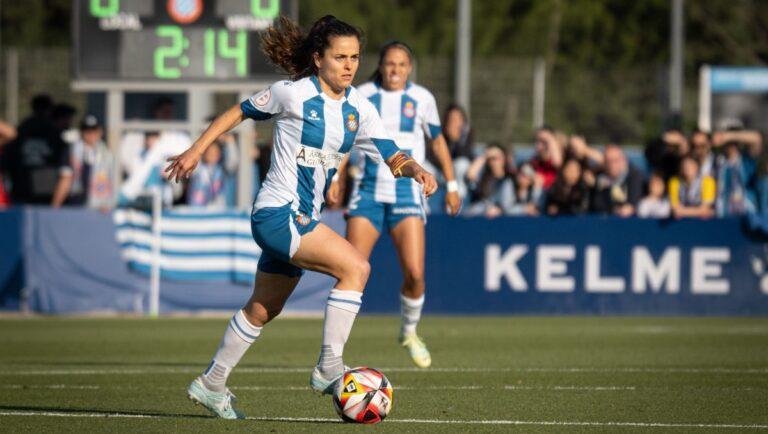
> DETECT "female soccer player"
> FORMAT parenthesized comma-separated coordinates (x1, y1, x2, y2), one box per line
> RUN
(165, 16, 437, 419)
(327, 41, 461, 368)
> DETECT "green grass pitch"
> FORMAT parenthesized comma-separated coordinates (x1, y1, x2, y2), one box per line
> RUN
(0, 316, 767, 432)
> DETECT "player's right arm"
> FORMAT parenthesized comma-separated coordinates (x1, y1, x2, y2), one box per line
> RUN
(166, 81, 290, 183)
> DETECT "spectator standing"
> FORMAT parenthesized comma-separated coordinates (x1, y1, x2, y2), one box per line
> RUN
(187, 135, 238, 208)
(546, 158, 589, 215)
(590, 144, 644, 217)
(531, 127, 563, 190)
(0, 95, 73, 206)
(65, 115, 114, 209)
(435, 103, 474, 201)
(645, 128, 688, 180)
(637, 172, 671, 218)
(690, 130, 716, 178)
(713, 130, 762, 217)
(668, 155, 716, 219)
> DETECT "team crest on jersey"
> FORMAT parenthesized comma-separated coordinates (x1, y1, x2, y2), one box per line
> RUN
(254, 89, 271, 107)
(403, 101, 416, 119)
(295, 213, 311, 226)
(308, 110, 321, 121)
(167, 0, 202, 24)
(345, 113, 358, 132)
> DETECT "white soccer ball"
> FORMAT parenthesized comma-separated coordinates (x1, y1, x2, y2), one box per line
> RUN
(332, 367, 394, 424)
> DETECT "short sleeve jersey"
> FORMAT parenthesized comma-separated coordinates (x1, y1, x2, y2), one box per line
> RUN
(352, 81, 441, 204)
(241, 76, 400, 220)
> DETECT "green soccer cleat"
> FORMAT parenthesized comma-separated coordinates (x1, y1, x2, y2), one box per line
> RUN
(309, 366, 348, 395)
(187, 377, 245, 419)
(400, 332, 432, 368)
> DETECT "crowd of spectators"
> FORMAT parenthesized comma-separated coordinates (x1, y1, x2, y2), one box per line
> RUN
(0, 94, 765, 221)
(422, 102, 766, 220)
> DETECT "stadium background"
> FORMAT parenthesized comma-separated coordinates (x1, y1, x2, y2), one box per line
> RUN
(0, 0, 767, 431)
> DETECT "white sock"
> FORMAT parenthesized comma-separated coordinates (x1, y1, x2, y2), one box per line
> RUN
(316, 289, 362, 378)
(201, 309, 261, 393)
(401, 294, 425, 336)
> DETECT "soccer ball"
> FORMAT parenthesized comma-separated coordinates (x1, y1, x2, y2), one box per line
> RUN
(332, 367, 394, 424)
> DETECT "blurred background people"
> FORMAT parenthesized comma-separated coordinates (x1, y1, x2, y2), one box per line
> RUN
(590, 144, 644, 217)
(545, 158, 589, 216)
(637, 172, 670, 218)
(531, 127, 563, 190)
(465, 143, 514, 217)
(63, 115, 114, 210)
(668, 155, 716, 219)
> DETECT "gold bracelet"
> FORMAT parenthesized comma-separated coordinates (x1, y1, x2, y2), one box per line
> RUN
(393, 159, 416, 177)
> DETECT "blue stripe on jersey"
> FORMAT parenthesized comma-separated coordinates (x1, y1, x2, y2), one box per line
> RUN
(371, 138, 400, 161)
(400, 94, 417, 132)
(368, 93, 382, 114)
(297, 95, 326, 216)
(240, 100, 273, 121)
(340, 100, 360, 153)
(427, 123, 442, 140)
(362, 155, 379, 192)
(310, 75, 322, 93)
(395, 149, 415, 205)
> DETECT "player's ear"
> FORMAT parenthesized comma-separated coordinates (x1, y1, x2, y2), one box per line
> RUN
(313, 52, 322, 70)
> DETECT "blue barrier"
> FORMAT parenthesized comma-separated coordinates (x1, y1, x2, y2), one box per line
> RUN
(362, 216, 768, 315)
(0, 209, 23, 310)
(2, 208, 767, 315)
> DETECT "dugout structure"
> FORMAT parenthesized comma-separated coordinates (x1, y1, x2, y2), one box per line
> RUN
(698, 66, 768, 133)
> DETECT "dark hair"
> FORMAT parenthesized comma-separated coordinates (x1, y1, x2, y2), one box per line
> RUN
(51, 103, 76, 120)
(31, 94, 53, 116)
(261, 15, 362, 81)
(370, 40, 414, 84)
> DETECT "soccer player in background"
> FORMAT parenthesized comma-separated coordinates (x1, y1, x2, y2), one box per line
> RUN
(327, 42, 461, 368)
(165, 16, 437, 419)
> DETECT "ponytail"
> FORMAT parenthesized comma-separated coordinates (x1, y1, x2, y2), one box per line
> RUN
(261, 15, 362, 81)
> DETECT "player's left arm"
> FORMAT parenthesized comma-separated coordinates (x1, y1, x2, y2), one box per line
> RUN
(422, 91, 460, 214)
(385, 151, 437, 197)
(428, 133, 461, 215)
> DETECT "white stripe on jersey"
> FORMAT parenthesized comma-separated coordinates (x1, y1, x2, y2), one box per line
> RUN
(353, 81, 442, 204)
(242, 76, 401, 220)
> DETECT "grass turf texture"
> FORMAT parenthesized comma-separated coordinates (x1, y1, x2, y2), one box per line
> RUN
(0, 316, 767, 433)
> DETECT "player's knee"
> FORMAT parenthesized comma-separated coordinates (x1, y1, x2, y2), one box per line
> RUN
(342, 257, 370, 288)
(403, 267, 425, 288)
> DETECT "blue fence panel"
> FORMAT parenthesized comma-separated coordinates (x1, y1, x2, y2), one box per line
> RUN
(0, 209, 23, 310)
(362, 216, 768, 315)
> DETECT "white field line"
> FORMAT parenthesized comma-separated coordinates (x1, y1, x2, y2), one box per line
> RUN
(4, 384, 768, 393)
(3, 366, 768, 376)
(0, 409, 766, 429)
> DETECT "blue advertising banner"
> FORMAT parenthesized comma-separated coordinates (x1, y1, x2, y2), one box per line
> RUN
(710, 66, 768, 93)
(0, 209, 23, 309)
(362, 216, 768, 315)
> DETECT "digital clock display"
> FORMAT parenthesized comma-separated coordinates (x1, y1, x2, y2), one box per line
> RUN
(73, 0, 295, 82)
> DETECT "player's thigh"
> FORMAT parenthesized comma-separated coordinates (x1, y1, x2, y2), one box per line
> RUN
(347, 216, 381, 260)
(389, 216, 426, 278)
(290, 223, 369, 288)
(244, 270, 300, 323)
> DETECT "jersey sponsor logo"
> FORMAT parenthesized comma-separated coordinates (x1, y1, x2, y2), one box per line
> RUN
(345, 113, 358, 132)
(308, 109, 321, 121)
(167, 0, 203, 24)
(403, 101, 416, 119)
(254, 89, 271, 107)
(295, 145, 344, 170)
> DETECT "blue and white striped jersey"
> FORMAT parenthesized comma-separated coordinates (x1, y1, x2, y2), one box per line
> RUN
(351, 81, 442, 204)
(241, 76, 400, 220)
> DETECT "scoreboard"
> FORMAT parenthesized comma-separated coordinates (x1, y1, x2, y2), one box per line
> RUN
(73, 0, 295, 82)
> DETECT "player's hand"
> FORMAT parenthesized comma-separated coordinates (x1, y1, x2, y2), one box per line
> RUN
(165, 148, 201, 183)
(414, 168, 437, 197)
(445, 191, 462, 215)
(326, 178, 344, 207)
